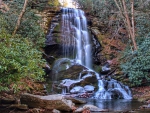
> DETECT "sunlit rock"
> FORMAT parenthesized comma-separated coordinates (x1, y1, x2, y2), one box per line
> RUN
(64, 96, 86, 104)
(75, 104, 109, 112)
(84, 85, 95, 92)
(56, 65, 86, 80)
(60, 79, 81, 93)
(83, 104, 109, 112)
(52, 58, 73, 73)
(70, 86, 85, 94)
(20, 93, 75, 111)
(52, 109, 61, 113)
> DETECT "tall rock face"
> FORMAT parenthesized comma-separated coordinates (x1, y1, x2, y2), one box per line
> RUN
(42, 7, 61, 33)
(44, 8, 101, 66)
(44, 8, 100, 94)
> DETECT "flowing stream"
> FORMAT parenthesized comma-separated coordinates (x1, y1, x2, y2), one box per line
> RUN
(57, 7, 132, 99)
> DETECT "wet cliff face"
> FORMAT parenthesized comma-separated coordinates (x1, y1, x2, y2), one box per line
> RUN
(44, 9, 101, 67)
(44, 8, 101, 95)
(42, 8, 61, 33)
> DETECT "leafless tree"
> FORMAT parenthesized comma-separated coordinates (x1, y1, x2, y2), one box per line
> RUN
(113, 0, 137, 50)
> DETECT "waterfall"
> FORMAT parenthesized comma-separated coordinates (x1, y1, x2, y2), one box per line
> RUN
(60, 8, 132, 99)
(61, 8, 92, 68)
(46, 7, 132, 99)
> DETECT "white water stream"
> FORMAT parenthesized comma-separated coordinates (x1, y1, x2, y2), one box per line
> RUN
(61, 8, 92, 68)
(59, 7, 132, 99)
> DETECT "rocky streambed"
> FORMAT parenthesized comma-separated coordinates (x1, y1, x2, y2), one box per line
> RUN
(1, 91, 150, 113)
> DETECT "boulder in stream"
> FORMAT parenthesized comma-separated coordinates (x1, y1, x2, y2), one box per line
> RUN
(20, 93, 75, 111)
(57, 65, 86, 80)
(75, 104, 109, 113)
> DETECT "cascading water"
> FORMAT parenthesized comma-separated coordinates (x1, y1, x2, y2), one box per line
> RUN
(47, 7, 132, 99)
(61, 8, 92, 69)
(60, 8, 132, 99)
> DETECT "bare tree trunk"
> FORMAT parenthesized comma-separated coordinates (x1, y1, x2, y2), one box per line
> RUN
(113, 0, 137, 50)
(114, 0, 125, 19)
(13, 0, 28, 35)
(114, 0, 121, 12)
(122, 0, 137, 50)
(131, 0, 135, 47)
(0, 0, 2, 9)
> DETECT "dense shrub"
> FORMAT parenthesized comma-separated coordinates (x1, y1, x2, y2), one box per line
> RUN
(121, 35, 150, 86)
(76, 0, 116, 23)
(121, 3, 150, 86)
(0, 30, 45, 92)
(1, 0, 45, 47)
(0, 0, 47, 92)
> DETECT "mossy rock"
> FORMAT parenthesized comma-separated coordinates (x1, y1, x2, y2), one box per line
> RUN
(57, 65, 86, 80)
(52, 58, 72, 73)
(54, 37, 61, 43)
(90, 27, 105, 46)
(53, 33, 61, 38)
(93, 65, 102, 73)
(52, 24, 61, 33)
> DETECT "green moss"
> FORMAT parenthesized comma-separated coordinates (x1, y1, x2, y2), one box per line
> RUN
(54, 37, 60, 43)
(53, 24, 61, 33)
(53, 33, 61, 37)
(93, 65, 102, 73)
(96, 33, 106, 46)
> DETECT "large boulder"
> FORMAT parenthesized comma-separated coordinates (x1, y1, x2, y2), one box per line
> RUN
(79, 71, 98, 86)
(83, 104, 109, 112)
(70, 86, 85, 94)
(75, 104, 109, 113)
(57, 65, 86, 80)
(52, 58, 73, 73)
(63, 96, 86, 104)
(58, 69, 98, 95)
(20, 93, 75, 111)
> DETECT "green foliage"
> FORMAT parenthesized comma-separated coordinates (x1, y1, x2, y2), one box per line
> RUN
(48, 0, 60, 7)
(29, 0, 49, 11)
(136, 13, 150, 38)
(120, 1, 150, 86)
(76, 0, 117, 23)
(121, 35, 150, 86)
(0, 30, 45, 92)
(0, 0, 47, 92)
(1, 0, 45, 47)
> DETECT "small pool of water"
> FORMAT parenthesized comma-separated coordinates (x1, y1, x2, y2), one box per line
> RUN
(77, 98, 150, 113)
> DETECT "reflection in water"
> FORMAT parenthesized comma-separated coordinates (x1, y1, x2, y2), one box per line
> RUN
(78, 98, 143, 112)
(88, 99, 131, 111)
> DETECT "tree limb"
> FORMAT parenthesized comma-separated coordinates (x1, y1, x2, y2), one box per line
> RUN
(122, 0, 137, 50)
(131, 0, 135, 45)
(13, 0, 28, 35)
(0, 0, 2, 9)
